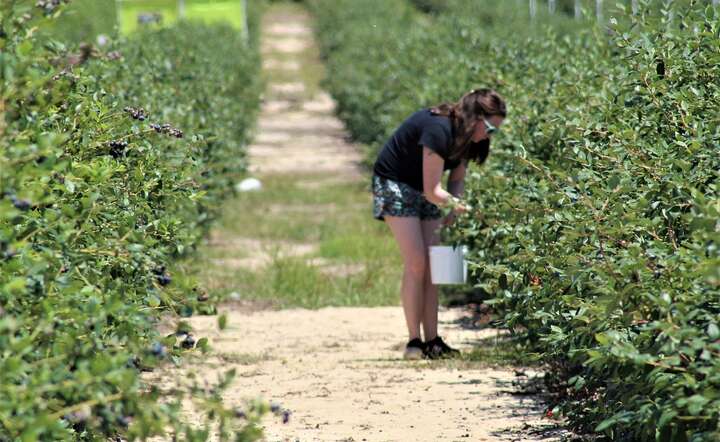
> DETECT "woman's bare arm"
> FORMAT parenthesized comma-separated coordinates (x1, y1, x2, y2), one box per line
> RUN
(447, 160, 467, 198)
(422, 146, 466, 211)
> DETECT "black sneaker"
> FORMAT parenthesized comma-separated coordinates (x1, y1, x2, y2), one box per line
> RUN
(424, 336, 460, 359)
(403, 338, 426, 360)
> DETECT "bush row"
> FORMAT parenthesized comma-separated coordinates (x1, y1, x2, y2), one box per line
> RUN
(309, 0, 720, 440)
(40, 0, 117, 44)
(1, 1, 263, 440)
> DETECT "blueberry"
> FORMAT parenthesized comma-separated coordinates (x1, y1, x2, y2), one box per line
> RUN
(181, 335, 195, 349)
(270, 403, 281, 413)
(107, 140, 128, 158)
(282, 410, 291, 424)
(656, 58, 665, 79)
(124, 106, 148, 121)
(116, 416, 131, 427)
(156, 273, 171, 286)
(150, 342, 166, 357)
(126, 356, 140, 369)
(234, 408, 247, 419)
(13, 198, 31, 211)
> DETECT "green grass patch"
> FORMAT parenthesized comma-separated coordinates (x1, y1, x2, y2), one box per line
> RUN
(118, 0, 245, 34)
(260, 2, 325, 101)
(370, 334, 539, 370)
(215, 351, 273, 365)
(180, 172, 403, 309)
(455, 334, 539, 368)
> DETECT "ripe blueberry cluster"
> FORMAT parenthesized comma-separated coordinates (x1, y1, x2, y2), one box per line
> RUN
(10, 195, 32, 211)
(152, 265, 172, 286)
(150, 342, 167, 358)
(116, 416, 131, 428)
(124, 106, 147, 121)
(193, 286, 210, 302)
(1, 239, 17, 261)
(63, 409, 89, 424)
(107, 139, 128, 158)
(36, 0, 69, 14)
(150, 123, 183, 139)
(180, 334, 195, 349)
(173, 330, 196, 349)
(269, 403, 291, 424)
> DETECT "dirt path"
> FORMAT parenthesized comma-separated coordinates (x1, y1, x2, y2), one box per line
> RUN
(172, 4, 556, 441)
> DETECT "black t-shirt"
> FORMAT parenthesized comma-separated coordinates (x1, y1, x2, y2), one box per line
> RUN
(373, 108, 461, 192)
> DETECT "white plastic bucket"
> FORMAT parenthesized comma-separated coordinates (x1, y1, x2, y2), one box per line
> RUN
(429, 245, 468, 285)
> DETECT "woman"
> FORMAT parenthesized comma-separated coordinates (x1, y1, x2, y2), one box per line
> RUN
(372, 88, 506, 360)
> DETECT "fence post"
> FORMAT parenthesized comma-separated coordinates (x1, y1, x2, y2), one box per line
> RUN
(596, 0, 603, 22)
(178, 0, 186, 19)
(549, 0, 556, 13)
(631, 0, 638, 14)
(575, 0, 582, 19)
(529, 0, 537, 20)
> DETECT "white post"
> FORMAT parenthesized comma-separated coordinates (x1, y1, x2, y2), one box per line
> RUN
(631, 0, 639, 14)
(178, 0, 186, 18)
(530, 0, 537, 19)
(549, 0, 556, 13)
(575, 0, 582, 19)
(596, 0, 603, 22)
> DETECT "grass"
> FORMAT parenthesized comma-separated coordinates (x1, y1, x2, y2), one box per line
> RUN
(260, 2, 325, 101)
(453, 334, 540, 368)
(365, 333, 538, 369)
(215, 351, 273, 365)
(178, 172, 403, 309)
(117, 0, 245, 34)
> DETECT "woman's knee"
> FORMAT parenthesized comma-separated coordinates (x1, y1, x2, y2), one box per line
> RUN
(403, 254, 427, 279)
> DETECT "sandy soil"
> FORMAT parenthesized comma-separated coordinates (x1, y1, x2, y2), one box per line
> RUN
(178, 307, 549, 442)
(158, 5, 558, 442)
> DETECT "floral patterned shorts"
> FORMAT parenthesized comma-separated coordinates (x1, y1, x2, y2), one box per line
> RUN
(372, 174, 442, 221)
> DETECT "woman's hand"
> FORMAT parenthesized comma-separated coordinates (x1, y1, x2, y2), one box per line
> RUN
(448, 195, 471, 214)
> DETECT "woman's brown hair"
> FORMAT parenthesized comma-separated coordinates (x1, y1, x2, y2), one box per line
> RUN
(429, 88, 507, 164)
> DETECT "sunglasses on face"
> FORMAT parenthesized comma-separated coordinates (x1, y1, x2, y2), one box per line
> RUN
(482, 117, 498, 135)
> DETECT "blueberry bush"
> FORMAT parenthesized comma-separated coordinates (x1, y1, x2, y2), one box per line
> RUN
(40, 0, 117, 44)
(309, 0, 720, 439)
(1, 1, 264, 440)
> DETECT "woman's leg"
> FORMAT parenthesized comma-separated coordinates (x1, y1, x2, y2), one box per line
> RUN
(384, 216, 426, 340)
(420, 218, 442, 341)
